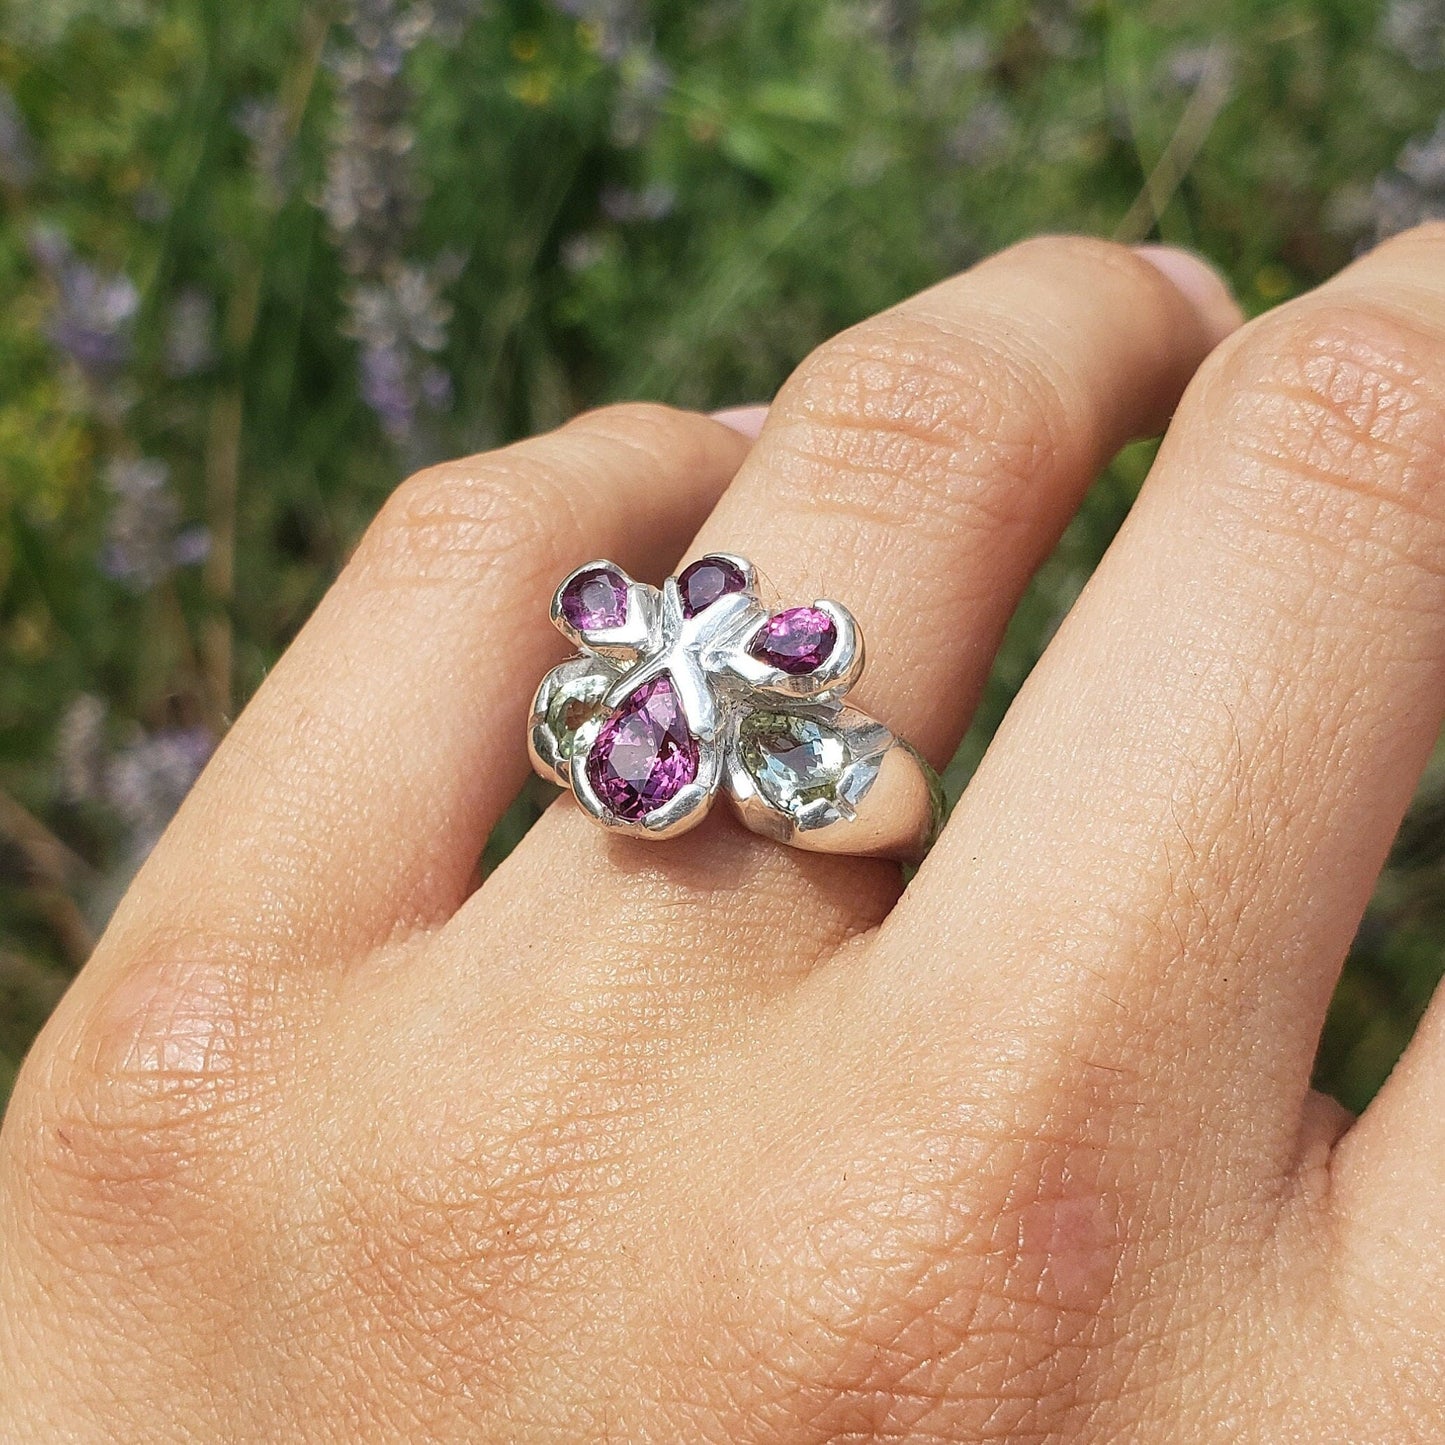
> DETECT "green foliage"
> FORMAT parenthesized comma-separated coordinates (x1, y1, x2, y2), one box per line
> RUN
(0, 0, 1442, 1111)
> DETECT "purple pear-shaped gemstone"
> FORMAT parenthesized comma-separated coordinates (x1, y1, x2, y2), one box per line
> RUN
(585, 674, 700, 821)
(560, 566, 628, 632)
(677, 555, 746, 618)
(749, 606, 837, 674)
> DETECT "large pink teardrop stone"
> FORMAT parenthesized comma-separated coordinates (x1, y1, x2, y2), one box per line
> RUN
(585, 674, 700, 821)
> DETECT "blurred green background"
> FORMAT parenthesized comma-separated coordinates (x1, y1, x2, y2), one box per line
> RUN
(1, 0, 1442, 1109)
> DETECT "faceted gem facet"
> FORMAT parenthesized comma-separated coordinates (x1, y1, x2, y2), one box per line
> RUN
(586, 674, 700, 821)
(544, 674, 612, 759)
(560, 566, 628, 632)
(738, 712, 847, 814)
(749, 607, 837, 674)
(677, 555, 746, 618)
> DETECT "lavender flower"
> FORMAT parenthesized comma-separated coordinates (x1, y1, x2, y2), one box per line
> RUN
(942, 27, 994, 75)
(348, 262, 456, 441)
(322, 0, 482, 444)
(100, 458, 210, 591)
(551, 0, 641, 63)
(945, 99, 1014, 166)
(1370, 116, 1445, 240)
(106, 727, 214, 850)
(350, 261, 451, 354)
(1162, 41, 1236, 96)
(1030, 0, 1087, 60)
(29, 224, 139, 383)
(1402, 116, 1445, 191)
(599, 181, 676, 223)
(5, 0, 149, 49)
(163, 287, 218, 378)
(56, 697, 215, 860)
(1383, 0, 1445, 70)
(55, 695, 108, 806)
(234, 96, 294, 206)
(323, 1, 424, 278)
(549, 0, 669, 143)
(560, 232, 608, 271)
(609, 46, 672, 148)
(0, 84, 36, 189)
(420, 0, 485, 40)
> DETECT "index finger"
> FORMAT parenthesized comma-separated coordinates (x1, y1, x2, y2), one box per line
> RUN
(98, 405, 753, 969)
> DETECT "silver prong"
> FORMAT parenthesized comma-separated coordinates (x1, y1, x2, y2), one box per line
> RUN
(527, 656, 622, 786)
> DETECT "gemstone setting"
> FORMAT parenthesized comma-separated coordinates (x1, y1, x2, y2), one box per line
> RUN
(677, 555, 746, 618)
(536, 554, 923, 851)
(749, 607, 837, 674)
(737, 711, 848, 815)
(586, 674, 700, 821)
(560, 566, 628, 632)
(544, 673, 612, 759)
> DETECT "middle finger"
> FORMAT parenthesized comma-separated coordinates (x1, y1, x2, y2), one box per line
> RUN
(485, 237, 1240, 990)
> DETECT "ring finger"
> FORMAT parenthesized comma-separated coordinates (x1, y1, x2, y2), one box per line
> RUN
(485, 236, 1243, 985)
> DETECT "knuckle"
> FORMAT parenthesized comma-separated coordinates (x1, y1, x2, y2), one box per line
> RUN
(562, 401, 740, 510)
(996, 231, 1140, 286)
(2, 931, 275, 1251)
(767, 311, 1067, 535)
(358, 452, 562, 588)
(1207, 295, 1445, 534)
(992, 233, 1205, 344)
(738, 1074, 1125, 1443)
(564, 398, 710, 458)
(1369, 217, 1445, 260)
(354, 402, 725, 593)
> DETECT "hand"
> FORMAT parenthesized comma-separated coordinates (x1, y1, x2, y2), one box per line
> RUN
(4, 228, 1445, 1443)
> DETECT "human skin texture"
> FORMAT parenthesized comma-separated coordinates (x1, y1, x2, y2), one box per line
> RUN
(4, 228, 1445, 1442)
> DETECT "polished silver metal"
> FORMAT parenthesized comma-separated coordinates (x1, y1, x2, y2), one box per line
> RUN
(529, 555, 941, 862)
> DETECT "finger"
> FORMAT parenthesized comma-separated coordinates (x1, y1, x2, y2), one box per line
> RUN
(484, 237, 1241, 990)
(100, 405, 752, 965)
(1327, 979, 1445, 1328)
(892, 223, 1445, 1178)
(710, 404, 769, 440)
(693, 236, 1241, 767)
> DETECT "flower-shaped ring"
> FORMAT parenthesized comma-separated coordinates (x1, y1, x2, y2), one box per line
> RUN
(528, 555, 942, 862)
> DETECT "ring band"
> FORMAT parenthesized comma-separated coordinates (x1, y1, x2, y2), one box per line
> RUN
(528, 554, 942, 863)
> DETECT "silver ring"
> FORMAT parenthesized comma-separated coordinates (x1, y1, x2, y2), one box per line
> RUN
(528, 554, 942, 863)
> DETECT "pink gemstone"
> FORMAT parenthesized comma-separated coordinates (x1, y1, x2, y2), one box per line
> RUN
(677, 555, 745, 617)
(560, 567, 628, 632)
(749, 607, 837, 674)
(585, 674, 699, 821)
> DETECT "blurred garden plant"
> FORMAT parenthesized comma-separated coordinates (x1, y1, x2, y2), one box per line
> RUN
(1, 0, 1442, 1107)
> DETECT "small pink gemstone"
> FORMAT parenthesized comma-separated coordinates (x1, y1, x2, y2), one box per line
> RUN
(586, 674, 699, 821)
(749, 607, 837, 675)
(677, 555, 745, 618)
(560, 566, 628, 632)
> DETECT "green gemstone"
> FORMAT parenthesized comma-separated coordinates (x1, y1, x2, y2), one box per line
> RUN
(546, 675, 611, 758)
(738, 711, 848, 814)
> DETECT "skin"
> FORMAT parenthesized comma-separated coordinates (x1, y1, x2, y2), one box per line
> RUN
(3, 226, 1445, 1441)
